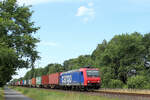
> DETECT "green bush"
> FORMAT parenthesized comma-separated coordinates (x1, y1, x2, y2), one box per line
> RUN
(127, 75, 148, 89)
(108, 79, 124, 88)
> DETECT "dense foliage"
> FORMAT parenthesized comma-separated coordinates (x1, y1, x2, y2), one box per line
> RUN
(93, 33, 150, 88)
(23, 64, 62, 80)
(0, 0, 39, 86)
(127, 75, 148, 89)
(19, 32, 150, 89)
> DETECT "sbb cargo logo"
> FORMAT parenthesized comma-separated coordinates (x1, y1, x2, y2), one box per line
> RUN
(62, 75, 72, 85)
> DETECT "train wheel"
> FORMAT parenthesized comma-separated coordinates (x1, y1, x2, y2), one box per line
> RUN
(84, 87, 88, 91)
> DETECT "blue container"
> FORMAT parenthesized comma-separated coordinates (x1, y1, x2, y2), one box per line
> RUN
(59, 70, 84, 86)
(22, 80, 24, 85)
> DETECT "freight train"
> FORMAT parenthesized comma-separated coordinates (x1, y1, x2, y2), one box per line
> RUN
(12, 67, 101, 90)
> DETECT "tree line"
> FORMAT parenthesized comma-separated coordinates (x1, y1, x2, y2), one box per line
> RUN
(20, 32, 150, 89)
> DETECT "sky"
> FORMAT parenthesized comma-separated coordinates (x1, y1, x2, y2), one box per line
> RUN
(13, 0, 150, 79)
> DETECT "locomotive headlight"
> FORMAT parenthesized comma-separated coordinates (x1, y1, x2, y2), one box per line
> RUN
(88, 81, 90, 83)
(97, 80, 100, 83)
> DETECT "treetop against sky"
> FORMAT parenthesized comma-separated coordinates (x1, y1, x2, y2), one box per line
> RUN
(12, 0, 150, 79)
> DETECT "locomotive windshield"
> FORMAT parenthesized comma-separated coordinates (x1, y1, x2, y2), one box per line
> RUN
(86, 70, 99, 77)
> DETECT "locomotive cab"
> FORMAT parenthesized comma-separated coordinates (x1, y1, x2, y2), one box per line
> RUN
(80, 67, 101, 89)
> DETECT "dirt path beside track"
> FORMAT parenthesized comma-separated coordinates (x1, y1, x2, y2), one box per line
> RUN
(4, 87, 33, 100)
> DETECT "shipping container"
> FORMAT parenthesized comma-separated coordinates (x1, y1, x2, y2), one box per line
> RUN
(42, 75, 49, 87)
(32, 78, 36, 87)
(22, 80, 24, 85)
(36, 77, 42, 87)
(20, 80, 23, 85)
(28, 79, 32, 86)
(59, 70, 84, 86)
(18, 81, 20, 85)
(26, 80, 28, 85)
(49, 73, 60, 88)
(16, 81, 19, 86)
(16, 82, 18, 86)
(24, 80, 26, 85)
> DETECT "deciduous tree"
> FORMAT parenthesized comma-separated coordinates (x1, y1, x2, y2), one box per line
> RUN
(0, 0, 40, 86)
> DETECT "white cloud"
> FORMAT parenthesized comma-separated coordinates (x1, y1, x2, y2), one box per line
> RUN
(76, 6, 87, 16)
(17, 0, 85, 5)
(76, 6, 95, 17)
(38, 41, 58, 47)
(76, 2, 95, 22)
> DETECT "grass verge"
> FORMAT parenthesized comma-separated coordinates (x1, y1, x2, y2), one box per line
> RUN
(98, 88, 150, 94)
(0, 87, 4, 100)
(11, 87, 121, 100)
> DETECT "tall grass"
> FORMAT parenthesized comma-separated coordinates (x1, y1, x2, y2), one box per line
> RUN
(12, 87, 120, 100)
(98, 88, 150, 94)
(0, 87, 4, 100)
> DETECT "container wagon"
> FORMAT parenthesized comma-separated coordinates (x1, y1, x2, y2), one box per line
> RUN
(24, 80, 26, 86)
(49, 73, 60, 89)
(42, 75, 49, 88)
(18, 81, 20, 86)
(36, 77, 42, 87)
(26, 80, 29, 87)
(28, 79, 32, 87)
(15, 81, 18, 86)
(20, 80, 23, 86)
(32, 78, 36, 87)
(22, 80, 25, 86)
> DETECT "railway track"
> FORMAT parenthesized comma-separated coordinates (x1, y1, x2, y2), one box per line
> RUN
(39, 87, 150, 100)
(12, 86, 150, 100)
(95, 90, 150, 97)
(94, 90, 150, 100)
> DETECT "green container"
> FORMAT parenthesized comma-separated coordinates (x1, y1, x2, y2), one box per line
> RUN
(36, 76, 41, 85)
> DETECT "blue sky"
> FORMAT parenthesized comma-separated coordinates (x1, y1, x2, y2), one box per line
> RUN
(13, 0, 150, 79)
